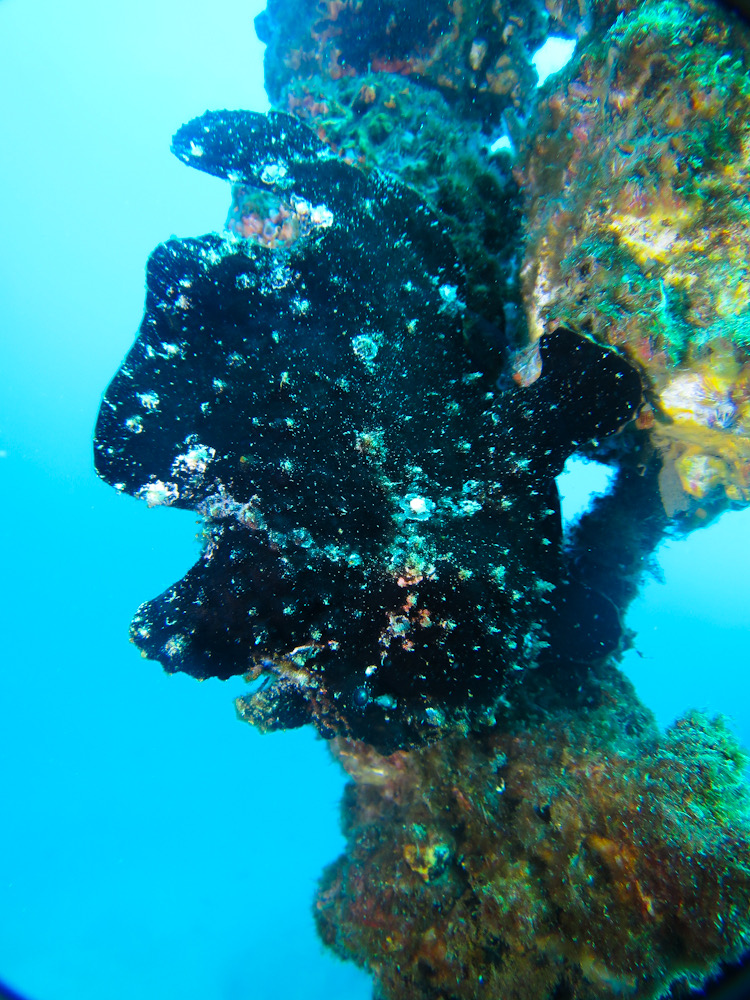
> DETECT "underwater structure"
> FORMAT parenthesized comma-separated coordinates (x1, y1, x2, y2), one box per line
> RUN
(94, 0, 750, 996)
(317, 668, 750, 1000)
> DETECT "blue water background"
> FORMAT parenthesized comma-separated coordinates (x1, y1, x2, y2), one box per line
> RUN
(0, 1, 748, 998)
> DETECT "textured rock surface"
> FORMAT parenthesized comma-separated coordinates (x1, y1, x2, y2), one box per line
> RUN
(518, 0, 750, 514)
(317, 666, 750, 1000)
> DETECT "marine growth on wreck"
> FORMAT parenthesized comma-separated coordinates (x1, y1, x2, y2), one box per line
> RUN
(94, 0, 750, 996)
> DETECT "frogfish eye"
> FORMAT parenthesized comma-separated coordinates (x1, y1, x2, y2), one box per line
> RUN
(352, 686, 370, 709)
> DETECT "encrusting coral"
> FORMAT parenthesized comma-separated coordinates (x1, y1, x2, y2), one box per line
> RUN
(518, 0, 750, 514)
(317, 664, 750, 1000)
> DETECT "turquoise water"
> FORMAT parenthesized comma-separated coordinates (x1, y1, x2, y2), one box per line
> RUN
(0, 1, 748, 998)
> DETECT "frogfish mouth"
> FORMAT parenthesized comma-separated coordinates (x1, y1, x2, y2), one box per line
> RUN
(94, 110, 641, 752)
